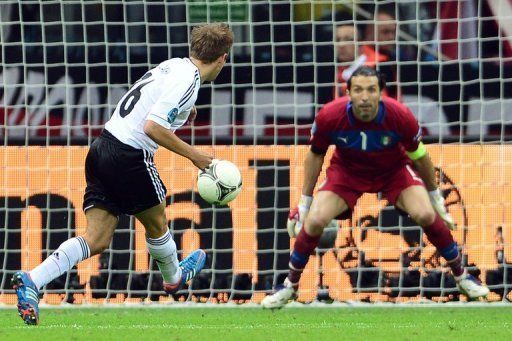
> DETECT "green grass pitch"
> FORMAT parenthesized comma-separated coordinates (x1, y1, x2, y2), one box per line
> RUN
(1, 306, 511, 340)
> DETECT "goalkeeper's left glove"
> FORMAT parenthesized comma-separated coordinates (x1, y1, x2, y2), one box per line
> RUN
(428, 188, 456, 230)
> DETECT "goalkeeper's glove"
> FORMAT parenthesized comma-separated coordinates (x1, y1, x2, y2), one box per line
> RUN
(286, 195, 313, 238)
(428, 188, 456, 230)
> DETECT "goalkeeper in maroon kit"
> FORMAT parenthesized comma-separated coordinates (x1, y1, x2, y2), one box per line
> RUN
(262, 66, 489, 308)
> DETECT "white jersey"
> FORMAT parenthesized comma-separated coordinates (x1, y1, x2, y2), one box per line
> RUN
(105, 58, 201, 153)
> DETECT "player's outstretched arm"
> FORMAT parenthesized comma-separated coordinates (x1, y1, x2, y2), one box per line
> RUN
(410, 145, 455, 230)
(144, 120, 213, 170)
(287, 149, 325, 237)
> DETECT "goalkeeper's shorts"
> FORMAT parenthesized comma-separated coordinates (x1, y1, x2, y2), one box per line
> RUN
(318, 163, 425, 216)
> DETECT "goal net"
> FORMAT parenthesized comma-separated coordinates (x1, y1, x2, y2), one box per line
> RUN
(1, 0, 511, 305)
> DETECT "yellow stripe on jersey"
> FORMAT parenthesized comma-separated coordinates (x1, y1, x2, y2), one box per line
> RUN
(406, 142, 427, 160)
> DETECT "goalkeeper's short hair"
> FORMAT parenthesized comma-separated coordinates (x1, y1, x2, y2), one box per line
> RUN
(347, 66, 386, 91)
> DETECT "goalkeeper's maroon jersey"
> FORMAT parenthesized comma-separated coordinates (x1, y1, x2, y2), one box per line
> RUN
(310, 96, 422, 177)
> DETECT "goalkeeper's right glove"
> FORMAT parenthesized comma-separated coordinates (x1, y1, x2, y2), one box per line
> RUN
(286, 195, 313, 238)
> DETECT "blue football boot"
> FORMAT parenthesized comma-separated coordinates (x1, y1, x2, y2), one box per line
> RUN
(11, 271, 40, 325)
(163, 249, 207, 294)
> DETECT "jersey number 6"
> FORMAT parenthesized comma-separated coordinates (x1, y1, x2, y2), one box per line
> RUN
(119, 72, 154, 118)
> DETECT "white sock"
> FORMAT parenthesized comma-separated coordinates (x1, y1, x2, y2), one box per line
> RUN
(146, 229, 181, 284)
(30, 236, 91, 289)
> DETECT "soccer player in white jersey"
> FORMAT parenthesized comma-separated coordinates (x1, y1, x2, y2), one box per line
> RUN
(12, 23, 234, 325)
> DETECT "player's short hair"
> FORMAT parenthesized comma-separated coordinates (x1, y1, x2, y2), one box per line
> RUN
(190, 23, 234, 64)
(347, 66, 386, 91)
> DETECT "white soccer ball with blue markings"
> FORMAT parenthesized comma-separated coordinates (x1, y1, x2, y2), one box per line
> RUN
(197, 159, 242, 205)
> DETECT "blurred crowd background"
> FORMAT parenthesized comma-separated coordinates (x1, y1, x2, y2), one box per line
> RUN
(1, 1, 511, 143)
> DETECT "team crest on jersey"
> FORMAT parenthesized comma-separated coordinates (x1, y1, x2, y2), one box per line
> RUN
(167, 108, 179, 124)
(381, 135, 391, 146)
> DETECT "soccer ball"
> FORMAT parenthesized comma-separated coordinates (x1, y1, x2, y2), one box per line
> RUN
(197, 159, 242, 205)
